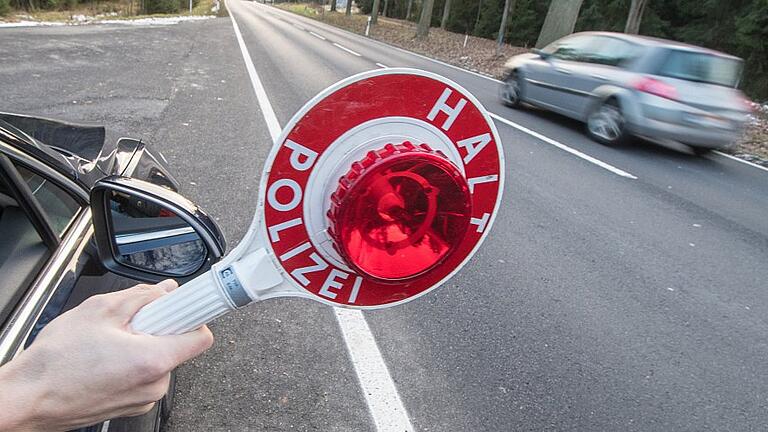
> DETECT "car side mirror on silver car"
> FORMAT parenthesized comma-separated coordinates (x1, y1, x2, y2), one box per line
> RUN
(90, 176, 226, 284)
(532, 48, 551, 60)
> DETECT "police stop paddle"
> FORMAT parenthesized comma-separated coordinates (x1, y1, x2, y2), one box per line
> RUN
(130, 68, 505, 335)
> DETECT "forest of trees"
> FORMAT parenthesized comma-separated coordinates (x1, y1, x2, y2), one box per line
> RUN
(358, 0, 768, 100)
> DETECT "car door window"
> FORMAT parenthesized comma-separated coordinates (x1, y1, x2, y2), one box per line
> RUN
(0, 164, 51, 325)
(586, 37, 639, 67)
(15, 164, 81, 236)
(545, 35, 596, 62)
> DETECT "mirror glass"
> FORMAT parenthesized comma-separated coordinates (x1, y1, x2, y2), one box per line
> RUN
(108, 190, 207, 277)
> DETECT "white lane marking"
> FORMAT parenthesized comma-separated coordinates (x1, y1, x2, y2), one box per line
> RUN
(713, 150, 768, 173)
(228, 5, 282, 141)
(263, 2, 501, 84)
(292, 23, 305, 30)
(332, 42, 362, 57)
(309, 31, 326, 40)
(488, 112, 638, 179)
(228, 5, 415, 431)
(375, 62, 388, 68)
(335, 308, 415, 431)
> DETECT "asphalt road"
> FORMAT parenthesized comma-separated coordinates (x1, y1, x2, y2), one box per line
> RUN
(2, 4, 768, 431)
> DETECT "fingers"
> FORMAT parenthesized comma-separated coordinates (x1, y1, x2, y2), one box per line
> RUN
(120, 402, 157, 418)
(156, 279, 179, 293)
(113, 280, 179, 320)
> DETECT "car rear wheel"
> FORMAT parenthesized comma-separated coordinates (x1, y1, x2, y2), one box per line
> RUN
(500, 71, 523, 108)
(690, 146, 713, 156)
(587, 99, 627, 146)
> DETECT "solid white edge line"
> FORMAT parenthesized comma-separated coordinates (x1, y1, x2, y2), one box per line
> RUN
(335, 308, 415, 432)
(227, 4, 415, 431)
(229, 6, 282, 141)
(713, 150, 768, 173)
(488, 112, 638, 179)
(309, 30, 326, 40)
(333, 42, 362, 57)
(375, 62, 388, 68)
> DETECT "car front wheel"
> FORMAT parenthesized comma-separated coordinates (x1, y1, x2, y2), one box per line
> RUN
(586, 100, 628, 146)
(500, 71, 523, 108)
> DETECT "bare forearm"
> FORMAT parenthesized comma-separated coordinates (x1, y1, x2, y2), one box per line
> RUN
(0, 357, 45, 432)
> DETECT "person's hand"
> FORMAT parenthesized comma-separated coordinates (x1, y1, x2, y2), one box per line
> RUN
(0, 280, 214, 432)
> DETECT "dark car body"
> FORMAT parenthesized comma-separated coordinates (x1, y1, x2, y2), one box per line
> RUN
(0, 112, 182, 432)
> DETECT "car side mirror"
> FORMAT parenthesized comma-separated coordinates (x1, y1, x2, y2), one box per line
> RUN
(90, 176, 226, 284)
(532, 48, 551, 60)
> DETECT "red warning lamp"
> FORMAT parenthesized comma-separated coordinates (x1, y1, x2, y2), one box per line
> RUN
(328, 142, 472, 282)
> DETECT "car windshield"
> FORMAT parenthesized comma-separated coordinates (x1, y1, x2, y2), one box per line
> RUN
(657, 50, 743, 87)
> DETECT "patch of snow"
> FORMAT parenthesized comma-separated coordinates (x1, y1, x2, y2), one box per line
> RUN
(98, 15, 214, 26)
(0, 20, 66, 28)
(1, 14, 213, 28)
(71, 14, 93, 22)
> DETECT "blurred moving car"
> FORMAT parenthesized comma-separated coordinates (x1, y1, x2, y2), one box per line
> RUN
(500, 31, 752, 154)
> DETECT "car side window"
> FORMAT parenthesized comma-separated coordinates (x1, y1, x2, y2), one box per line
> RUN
(547, 35, 596, 62)
(15, 164, 81, 236)
(0, 162, 51, 325)
(586, 37, 639, 67)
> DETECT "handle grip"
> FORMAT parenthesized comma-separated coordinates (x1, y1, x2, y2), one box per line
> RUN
(130, 271, 234, 335)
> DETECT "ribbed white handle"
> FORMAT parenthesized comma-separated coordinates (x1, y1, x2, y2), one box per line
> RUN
(130, 271, 234, 336)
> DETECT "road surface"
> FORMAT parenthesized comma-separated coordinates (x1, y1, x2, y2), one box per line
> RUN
(1, 4, 767, 431)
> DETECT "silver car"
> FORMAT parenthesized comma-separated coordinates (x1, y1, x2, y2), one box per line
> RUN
(500, 31, 751, 154)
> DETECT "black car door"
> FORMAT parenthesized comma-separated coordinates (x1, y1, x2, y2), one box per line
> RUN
(0, 143, 163, 432)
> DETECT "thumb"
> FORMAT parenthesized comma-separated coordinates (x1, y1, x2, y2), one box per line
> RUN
(146, 325, 215, 367)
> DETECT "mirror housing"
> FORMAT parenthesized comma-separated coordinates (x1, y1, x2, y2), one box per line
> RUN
(532, 48, 551, 60)
(90, 176, 226, 284)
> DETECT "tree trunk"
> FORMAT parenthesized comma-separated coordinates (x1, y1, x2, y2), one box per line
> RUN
(624, 0, 648, 34)
(406, 0, 413, 20)
(535, 0, 584, 48)
(495, 0, 516, 55)
(330, 0, 337, 12)
(346, 0, 352, 16)
(383, 0, 389, 17)
(440, 0, 451, 29)
(416, 0, 434, 39)
(473, 0, 482, 32)
(371, 0, 380, 24)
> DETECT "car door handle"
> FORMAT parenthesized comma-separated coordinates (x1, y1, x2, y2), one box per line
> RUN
(555, 68, 572, 74)
(590, 74, 608, 80)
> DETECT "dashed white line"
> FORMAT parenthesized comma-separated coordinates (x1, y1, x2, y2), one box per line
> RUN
(292, 23, 305, 30)
(488, 112, 638, 179)
(262, 2, 502, 84)
(228, 4, 414, 431)
(332, 42, 362, 57)
(713, 150, 768, 173)
(309, 31, 326, 40)
(375, 62, 388, 68)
